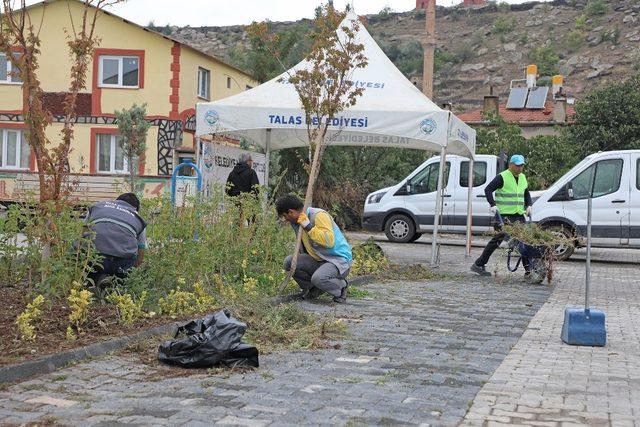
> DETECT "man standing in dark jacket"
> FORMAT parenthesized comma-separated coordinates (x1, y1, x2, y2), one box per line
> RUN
(226, 153, 260, 197)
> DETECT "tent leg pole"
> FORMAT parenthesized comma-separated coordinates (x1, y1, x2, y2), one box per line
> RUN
(265, 129, 271, 188)
(466, 157, 474, 257)
(430, 146, 447, 267)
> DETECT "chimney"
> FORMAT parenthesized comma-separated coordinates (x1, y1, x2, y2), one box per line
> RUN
(483, 86, 499, 116)
(422, 0, 436, 99)
(553, 90, 567, 124)
(552, 75, 564, 98)
(526, 64, 537, 88)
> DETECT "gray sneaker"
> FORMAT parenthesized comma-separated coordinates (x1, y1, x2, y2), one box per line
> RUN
(471, 263, 492, 277)
(333, 280, 348, 304)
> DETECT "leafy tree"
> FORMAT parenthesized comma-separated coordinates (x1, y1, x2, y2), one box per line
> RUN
(528, 44, 559, 77)
(563, 75, 640, 157)
(115, 104, 150, 192)
(249, 3, 367, 290)
(476, 115, 578, 190)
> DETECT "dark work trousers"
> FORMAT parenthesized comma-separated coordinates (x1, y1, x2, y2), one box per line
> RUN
(88, 254, 136, 285)
(474, 214, 530, 271)
(284, 254, 348, 298)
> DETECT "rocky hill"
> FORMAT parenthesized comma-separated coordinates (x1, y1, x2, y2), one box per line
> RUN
(164, 0, 640, 113)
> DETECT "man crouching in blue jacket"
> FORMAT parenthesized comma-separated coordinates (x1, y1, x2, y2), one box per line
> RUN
(276, 195, 352, 303)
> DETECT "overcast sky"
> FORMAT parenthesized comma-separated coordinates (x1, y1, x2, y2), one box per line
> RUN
(100, 0, 548, 27)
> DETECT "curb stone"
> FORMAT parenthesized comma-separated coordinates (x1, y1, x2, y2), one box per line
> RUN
(0, 275, 376, 385)
(0, 322, 179, 385)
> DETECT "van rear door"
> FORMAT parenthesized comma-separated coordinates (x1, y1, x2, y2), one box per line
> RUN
(629, 152, 640, 247)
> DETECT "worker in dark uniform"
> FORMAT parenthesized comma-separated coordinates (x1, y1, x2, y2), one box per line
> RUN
(85, 193, 147, 285)
(471, 154, 532, 278)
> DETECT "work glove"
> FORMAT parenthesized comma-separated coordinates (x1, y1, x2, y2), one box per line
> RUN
(525, 206, 532, 218)
(489, 206, 499, 216)
(297, 212, 312, 230)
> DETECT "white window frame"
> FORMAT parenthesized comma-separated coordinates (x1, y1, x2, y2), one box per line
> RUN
(197, 67, 211, 100)
(0, 53, 22, 85)
(96, 134, 128, 174)
(0, 129, 29, 170)
(98, 55, 140, 89)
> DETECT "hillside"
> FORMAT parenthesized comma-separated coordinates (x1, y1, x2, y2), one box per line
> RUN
(163, 0, 640, 113)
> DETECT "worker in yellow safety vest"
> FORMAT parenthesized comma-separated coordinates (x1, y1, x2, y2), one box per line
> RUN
(471, 154, 533, 279)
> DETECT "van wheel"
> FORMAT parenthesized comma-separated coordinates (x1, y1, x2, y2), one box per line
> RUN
(544, 225, 575, 261)
(409, 232, 423, 242)
(384, 214, 416, 243)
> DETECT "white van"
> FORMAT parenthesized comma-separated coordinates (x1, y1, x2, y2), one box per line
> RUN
(531, 150, 640, 258)
(362, 150, 640, 259)
(362, 154, 499, 242)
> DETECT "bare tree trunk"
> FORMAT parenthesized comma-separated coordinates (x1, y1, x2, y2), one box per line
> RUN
(278, 129, 326, 294)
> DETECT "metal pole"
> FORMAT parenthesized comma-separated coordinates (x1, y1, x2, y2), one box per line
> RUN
(265, 129, 272, 187)
(430, 145, 447, 266)
(465, 157, 474, 257)
(585, 194, 592, 309)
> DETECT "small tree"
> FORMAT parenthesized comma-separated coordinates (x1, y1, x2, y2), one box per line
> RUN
(249, 3, 368, 291)
(115, 103, 150, 192)
(0, 0, 124, 209)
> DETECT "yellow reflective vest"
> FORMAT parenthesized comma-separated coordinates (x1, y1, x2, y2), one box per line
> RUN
(495, 170, 528, 215)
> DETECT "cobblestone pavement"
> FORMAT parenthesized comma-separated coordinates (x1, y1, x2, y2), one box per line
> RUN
(461, 261, 640, 426)
(0, 250, 550, 425)
(352, 235, 640, 425)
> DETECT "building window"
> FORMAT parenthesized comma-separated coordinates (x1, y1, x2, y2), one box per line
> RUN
(96, 133, 127, 174)
(98, 56, 139, 88)
(0, 128, 29, 169)
(0, 53, 22, 84)
(197, 67, 210, 100)
(227, 76, 231, 89)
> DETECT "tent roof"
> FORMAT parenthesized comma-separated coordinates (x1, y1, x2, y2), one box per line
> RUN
(196, 12, 475, 157)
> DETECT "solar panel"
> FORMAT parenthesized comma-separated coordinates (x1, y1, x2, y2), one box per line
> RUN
(526, 86, 549, 109)
(506, 87, 528, 109)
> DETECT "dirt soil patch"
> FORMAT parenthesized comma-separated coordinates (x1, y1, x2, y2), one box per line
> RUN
(0, 286, 193, 367)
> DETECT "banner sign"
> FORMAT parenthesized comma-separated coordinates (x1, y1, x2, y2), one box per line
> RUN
(197, 142, 267, 198)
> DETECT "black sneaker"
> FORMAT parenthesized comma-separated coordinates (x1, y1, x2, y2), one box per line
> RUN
(471, 263, 492, 277)
(306, 287, 323, 300)
(333, 281, 348, 304)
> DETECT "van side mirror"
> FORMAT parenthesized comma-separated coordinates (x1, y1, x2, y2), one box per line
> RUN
(406, 183, 412, 194)
(566, 182, 574, 200)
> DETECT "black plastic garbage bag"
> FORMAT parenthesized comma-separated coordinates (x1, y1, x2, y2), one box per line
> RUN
(158, 309, 259, 368)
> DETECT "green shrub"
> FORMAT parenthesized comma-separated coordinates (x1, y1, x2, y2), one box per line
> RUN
(574, 14, 587, 30)
(492, 16, 516, 34)
(566, 29, 586, 52)
(602, 27, 620, 45)
(0, 202, 100, 297)
(497, 2, 511, 13)
(585, 0, 608, 16)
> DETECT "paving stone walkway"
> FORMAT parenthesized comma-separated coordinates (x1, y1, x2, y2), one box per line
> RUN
(461, 262, 640, 426)
(0, 266, 550, 425)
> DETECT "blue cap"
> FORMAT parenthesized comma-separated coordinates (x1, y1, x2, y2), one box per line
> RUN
(510, 154, 525, 165)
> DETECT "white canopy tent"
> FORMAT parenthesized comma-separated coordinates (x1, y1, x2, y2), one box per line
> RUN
(195, 11, 477, 265)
